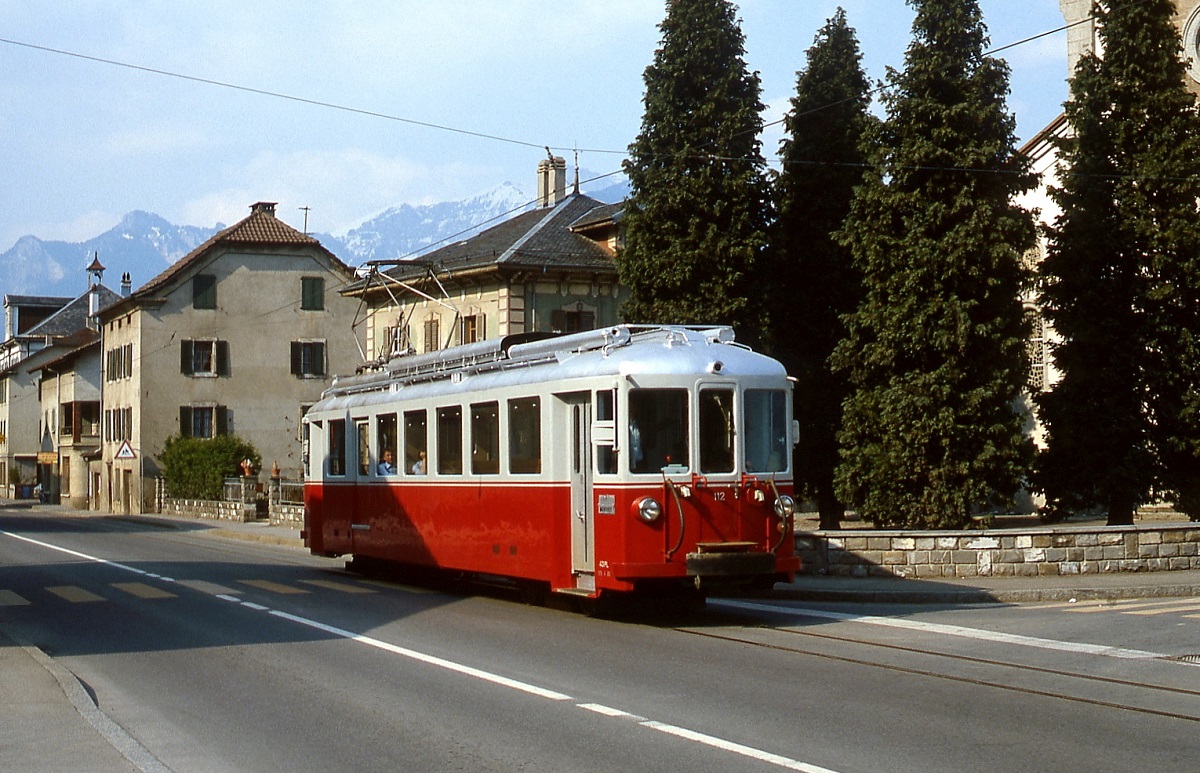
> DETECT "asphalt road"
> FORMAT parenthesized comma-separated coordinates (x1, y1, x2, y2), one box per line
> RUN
(2, 511, 1198, 772)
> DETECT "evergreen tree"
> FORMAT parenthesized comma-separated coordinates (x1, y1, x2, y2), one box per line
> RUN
(768, 9, 874, 530)
(1038, 0, 1200, 525)
(618, 0, 771, 340)
(831, 0, 1036, 529)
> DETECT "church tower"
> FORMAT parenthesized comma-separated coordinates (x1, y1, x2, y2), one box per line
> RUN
(1060, 0, 1200, 96)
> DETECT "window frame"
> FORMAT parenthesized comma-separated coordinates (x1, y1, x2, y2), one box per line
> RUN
(290, 340, 327, 378)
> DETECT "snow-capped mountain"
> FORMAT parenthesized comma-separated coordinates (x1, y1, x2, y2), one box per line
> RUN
(0, 176, 629, 298)
(342, 181, 531, 263)
(0, 211, 219, 297)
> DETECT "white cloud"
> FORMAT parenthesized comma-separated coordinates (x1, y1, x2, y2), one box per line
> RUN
(178, 148, 510, 235)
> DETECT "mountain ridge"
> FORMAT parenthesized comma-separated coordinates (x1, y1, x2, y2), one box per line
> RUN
(0, 176, 628, 298)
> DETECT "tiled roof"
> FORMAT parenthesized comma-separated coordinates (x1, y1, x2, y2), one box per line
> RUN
(127, 204, 352, 303)
(26, 285, 122, 337)
(569, 201, 623, 231)
(377, 194, 618, 284)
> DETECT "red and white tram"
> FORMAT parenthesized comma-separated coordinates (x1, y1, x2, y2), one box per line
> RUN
(302, 324, 801, 600)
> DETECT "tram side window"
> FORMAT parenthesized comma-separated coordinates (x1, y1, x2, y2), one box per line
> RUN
(437, 406, 463, 475)
(328, 419, 346, 476)
(356, 420, 370, 476)
(745, 389, 788, 473)
(471, 402, 500, 475)
(628, 389, 689, 473)
(377, 413, 398, 475)
(508, 397, 541, 474)
(700, 388, 735, 474)
(404, 410, 428, 475)
(595, 389, 617, 474)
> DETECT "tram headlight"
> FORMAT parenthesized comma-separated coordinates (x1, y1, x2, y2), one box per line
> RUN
(635, 497, 663, 524)
(774, 494, 796, 520)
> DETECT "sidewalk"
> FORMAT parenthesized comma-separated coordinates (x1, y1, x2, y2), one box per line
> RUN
(4, 501, 1200, 771)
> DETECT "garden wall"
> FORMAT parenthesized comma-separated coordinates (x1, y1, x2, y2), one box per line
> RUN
(796, 523, 1200, 577)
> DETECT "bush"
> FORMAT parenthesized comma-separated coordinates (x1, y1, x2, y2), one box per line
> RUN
(160, 435, 261, 500)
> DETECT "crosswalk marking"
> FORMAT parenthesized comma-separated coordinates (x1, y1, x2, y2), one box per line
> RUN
(112, 582, 175, 600)
(1061, 597, 1200, 614)
(0, 589, 29, 606)
(300, 576, 374, 595)
(47, 585, 105, 603)
(239, 579, 309, 595)
(1, 575, 391, 607)
(1125, 602, 1200, 616)
(176, 579, 241, 596)
(300, 579, 375, 594)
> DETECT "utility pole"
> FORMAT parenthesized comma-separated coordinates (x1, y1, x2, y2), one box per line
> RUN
(300, 206, 311, 235)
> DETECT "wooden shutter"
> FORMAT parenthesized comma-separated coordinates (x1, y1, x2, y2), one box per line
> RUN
(216, 406, 229, 436)
(179, 406, 193, 437)
(180, 341, 194, 374)
(290, 342, 302, 375)
(216, 340, 230, 376)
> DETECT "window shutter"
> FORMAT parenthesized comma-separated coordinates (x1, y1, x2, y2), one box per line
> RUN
(550, 310, 565, 331)
(193, 274, 216, 309)
(216, 406, 229, 436)
(302, 277, 324, 310)
(315, 342, 327, 376)
(179, 406, 193, 437)
(216, 340, 230, 376)
(181, 341, 194, 375)
(581, 311, 595, 331)
(290, 342, 302, 376)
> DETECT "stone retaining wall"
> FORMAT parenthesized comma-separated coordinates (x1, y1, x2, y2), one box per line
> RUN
(796, 523, 1200, 577)
(269, 503, 304, 528)
(162, 497, 257, 523)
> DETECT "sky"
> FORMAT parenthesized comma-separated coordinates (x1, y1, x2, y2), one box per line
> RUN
(0, 1, 1070, 253)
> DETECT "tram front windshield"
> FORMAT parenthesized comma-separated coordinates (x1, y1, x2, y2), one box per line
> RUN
(627, 387, 789, 475)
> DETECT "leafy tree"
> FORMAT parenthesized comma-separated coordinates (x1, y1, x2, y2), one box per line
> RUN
(160, 435, 261, 501)
(768, 9, 874, 530)
(831, 0, 1036, 529)
(618, 0, 771, 341)
(1037, 0, 1200, 525)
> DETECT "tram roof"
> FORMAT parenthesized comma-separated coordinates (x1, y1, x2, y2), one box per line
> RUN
(315, 325, 787, 407)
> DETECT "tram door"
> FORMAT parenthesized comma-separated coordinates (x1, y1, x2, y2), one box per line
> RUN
(564, 393, 595, 589)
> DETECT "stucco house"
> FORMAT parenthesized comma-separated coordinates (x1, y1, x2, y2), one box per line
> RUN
(93, 201, 360, 513)
(345, 158, 625, 362)
(32, 328, 103, 508)
(0, 271, 120, 497)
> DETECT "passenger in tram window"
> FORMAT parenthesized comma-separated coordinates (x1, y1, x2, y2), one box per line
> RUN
(410, 451, 427, 475)
(377, 450, 397, 475)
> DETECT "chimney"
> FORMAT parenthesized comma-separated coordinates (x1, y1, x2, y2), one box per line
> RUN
(537, 157, 567, 208)
(121, 272, 132, 297)
(250, 201, 278, 217)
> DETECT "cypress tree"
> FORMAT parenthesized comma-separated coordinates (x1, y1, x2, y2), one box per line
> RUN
(831, 0, 1036, 529)
(618, 0, 771, 341)
(768, 9, 874, 530)
(1038, 0, 1200, 524)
